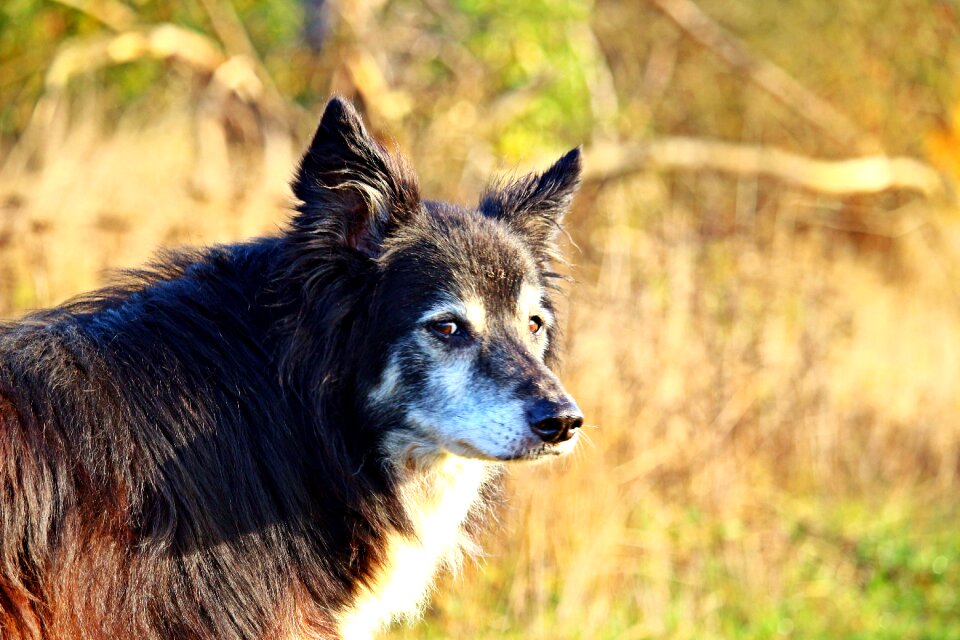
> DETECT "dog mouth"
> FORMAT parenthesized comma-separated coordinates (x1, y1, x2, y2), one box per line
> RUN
(448, 438, 500, 460)
(449, 431, 579, 462)
(504, 432, 579, 461)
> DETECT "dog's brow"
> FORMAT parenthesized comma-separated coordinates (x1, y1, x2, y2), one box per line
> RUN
(418, 297, 486, 331)
(518, 283, 550, 320)
(463, 296, 487, 332)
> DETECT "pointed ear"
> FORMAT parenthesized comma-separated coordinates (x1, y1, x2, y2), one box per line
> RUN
(292, 97, 420, 257)
(479, 147, 581, 255)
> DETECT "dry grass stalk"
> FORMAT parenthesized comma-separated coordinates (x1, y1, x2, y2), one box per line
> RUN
(584, 137, 947, 199)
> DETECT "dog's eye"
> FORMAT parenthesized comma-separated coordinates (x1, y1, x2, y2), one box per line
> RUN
(429, 320, 460, 338)
(528, 316, 544, 335)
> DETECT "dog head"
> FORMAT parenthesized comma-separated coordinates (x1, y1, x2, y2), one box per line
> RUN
(292, 97, 583, 464)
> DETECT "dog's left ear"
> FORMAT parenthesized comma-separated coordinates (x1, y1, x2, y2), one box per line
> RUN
(479, 147, 581, 256)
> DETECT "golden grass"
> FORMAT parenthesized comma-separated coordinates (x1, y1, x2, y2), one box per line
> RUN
(2, 108, 958, 638)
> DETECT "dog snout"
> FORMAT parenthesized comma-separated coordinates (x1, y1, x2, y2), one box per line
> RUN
(527, 398, 583, 444)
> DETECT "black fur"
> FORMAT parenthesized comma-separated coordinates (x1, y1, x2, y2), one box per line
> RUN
(0, 97, 580, 639)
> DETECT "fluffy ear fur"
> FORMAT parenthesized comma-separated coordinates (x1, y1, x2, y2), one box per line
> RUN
(478, 147, 582, 257)
(292, 97, 421, 257)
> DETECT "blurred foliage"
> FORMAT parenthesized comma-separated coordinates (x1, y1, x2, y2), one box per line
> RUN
(447, 0, 593, 155)
(3, 0, 959, 169)
(3, 0, 959, 160)
(0, 0, 597, 153)
(0, 0, 305, 136)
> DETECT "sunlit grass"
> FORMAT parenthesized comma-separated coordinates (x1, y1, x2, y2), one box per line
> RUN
(391, 495, 960, 639)
(2, 107, 959, 640)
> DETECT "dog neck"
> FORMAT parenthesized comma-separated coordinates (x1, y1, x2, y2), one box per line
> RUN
(336, 450, 497, 639)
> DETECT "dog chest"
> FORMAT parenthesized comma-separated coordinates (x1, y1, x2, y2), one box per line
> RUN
(336, 456, 490, 639)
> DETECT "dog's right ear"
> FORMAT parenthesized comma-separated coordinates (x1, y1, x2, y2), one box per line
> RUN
(291, 97, 420, 258)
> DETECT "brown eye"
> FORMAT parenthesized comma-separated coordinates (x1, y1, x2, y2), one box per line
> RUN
(528, 316, 544, 335)
(429, 320, 459, 338)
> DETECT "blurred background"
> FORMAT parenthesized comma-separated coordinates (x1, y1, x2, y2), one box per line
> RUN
(2, 0, 960, 637)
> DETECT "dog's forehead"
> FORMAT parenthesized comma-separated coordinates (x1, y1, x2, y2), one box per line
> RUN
(387, 202, 540, 312)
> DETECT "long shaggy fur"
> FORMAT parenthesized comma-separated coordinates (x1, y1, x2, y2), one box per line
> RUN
(0, 97, 581, 640)
(0, 240, 397, 638)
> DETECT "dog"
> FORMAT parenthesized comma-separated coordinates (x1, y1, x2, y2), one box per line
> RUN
(0, 97, 583, 640)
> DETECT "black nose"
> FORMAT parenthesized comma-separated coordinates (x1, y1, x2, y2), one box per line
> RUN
(528, 398, 584, 444)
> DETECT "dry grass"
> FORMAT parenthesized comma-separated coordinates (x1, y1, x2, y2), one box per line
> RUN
(2, 106, 959, 638)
